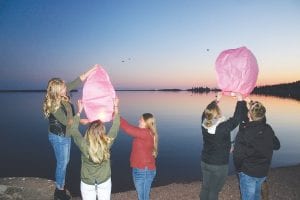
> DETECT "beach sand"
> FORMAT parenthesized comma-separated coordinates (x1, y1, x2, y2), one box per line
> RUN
(112, 164, 300, 200)
(0, 164, 299, 200)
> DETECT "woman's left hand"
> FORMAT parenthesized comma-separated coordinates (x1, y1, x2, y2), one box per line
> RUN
(77, 99, 84, 115)
(80, 64, 99, 81)
(113, 97, 119, 115)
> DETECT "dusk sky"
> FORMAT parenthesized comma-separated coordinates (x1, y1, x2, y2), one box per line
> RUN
(1, 0, 299, 90)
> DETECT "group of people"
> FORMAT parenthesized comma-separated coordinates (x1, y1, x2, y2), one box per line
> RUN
(200, 92, 280, 200)
(43, 65, 280, 200)
(43, 65, 158, 200)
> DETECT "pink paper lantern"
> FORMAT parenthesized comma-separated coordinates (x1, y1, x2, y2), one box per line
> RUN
(215, 46, 259, 96)
(82, 66, 116, 122)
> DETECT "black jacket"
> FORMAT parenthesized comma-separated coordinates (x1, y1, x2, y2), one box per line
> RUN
(201, 101, 246, 165)
(233, 103, 280, 178)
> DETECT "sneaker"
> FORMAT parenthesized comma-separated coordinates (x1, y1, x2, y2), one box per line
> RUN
(54, 188, 71, 200)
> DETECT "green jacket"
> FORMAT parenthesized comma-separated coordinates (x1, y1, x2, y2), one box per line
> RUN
(70, 114, 120, 185)
(49, 77, 82, 136)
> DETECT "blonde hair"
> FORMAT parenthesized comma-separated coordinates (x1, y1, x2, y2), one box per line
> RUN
(84, 120, 113, 164)
(143, 113, 159, 158)
(43, 78, 69, 117)
(249, 101, 266, 121)
(203, 101, 222, 127)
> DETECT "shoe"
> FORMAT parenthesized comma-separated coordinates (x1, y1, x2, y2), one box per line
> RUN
(54, 188, 71, 200)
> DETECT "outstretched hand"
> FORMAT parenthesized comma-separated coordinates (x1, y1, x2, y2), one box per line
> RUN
(234, 92, 243, 101)
(80, 64, 100, 81)
(77, 99, 84, 114)
(216, 92, 222, 102)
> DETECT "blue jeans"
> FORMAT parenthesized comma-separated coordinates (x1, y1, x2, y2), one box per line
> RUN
(200, 161, 228, 200)
(132, 167, 156, 200)
(239, 172, 266, 200)
(48, 133, 71, 189)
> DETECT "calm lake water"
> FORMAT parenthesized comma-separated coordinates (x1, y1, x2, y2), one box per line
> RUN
(0, 91, 299, 196)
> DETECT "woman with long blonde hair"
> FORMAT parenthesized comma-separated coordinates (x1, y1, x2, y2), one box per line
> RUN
(120, 113, 158, 200)
(43, 65, 97, 200)
(70, 99, 120, 200)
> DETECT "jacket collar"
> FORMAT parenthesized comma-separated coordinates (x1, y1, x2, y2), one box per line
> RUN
(202, 116, 226, 134)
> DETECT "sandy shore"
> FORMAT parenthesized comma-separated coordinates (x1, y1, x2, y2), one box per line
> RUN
(112, 164, 300, 200)
(0, 164, 299, 200)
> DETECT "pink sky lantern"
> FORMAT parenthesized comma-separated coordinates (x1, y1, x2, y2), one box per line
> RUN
(215, 46, 259, 96)
(82, 65, 116, 122)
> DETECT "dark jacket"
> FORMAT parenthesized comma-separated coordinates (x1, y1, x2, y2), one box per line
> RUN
(233, 103, 280, 178)
(201, 101, 245, 165)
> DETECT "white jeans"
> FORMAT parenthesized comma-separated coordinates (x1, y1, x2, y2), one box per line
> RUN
(80, 178, 111, 200)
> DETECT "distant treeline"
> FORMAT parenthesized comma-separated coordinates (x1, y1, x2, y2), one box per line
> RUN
(188, 87, 220, 93)
(252, 80, 300, 100)
(189, 80, 300, 101)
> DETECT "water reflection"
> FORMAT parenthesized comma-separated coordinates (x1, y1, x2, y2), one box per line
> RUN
(0, 91, 299, 195)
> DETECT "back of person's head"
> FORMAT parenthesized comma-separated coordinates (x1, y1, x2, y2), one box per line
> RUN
(143, 113, 155, 129)
(248, 101, 266, 121)
(84, 120, 112, 164)
(203, 101, 221, 127)
(43, 78, 68, 117)
(142, 113, 158, 158)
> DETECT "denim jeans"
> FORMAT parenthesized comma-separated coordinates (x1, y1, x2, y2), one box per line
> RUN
(48, 133, 71, 189)
(200, 161, 228, 200)
(239, 172, 266, 200)
(132, 167, 156, 200)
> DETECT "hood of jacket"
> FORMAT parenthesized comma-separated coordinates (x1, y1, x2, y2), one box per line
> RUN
(202, 116, 226, 134)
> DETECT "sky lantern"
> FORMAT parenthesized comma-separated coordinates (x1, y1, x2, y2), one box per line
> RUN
(215, 46, 259, 96)
(82, 65, 116, 122)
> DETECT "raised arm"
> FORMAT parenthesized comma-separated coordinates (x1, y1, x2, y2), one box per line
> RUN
(107, 98, 121, 146)
(221, 93, 245, 131)
(120, 117, 148, 139)
(66, 77, 82, 92)
(69, 100, 89, 157)
(70, 121, 89, 158)
(79, 64, 99, 81)
(66, 64, 99, 91)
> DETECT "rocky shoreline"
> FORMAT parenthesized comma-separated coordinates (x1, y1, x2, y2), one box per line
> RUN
(1, 164, 299, 200)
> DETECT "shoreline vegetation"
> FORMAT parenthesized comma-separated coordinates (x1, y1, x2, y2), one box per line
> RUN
(0, 80, 299, 100)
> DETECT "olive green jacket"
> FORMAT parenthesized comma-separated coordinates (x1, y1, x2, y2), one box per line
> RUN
(70, 114, 120, 185)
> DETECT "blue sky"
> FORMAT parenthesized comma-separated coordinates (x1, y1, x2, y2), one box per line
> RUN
(0, 0, 299, 89)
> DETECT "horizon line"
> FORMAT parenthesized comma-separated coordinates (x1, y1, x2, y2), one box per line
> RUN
(0, 79, 299, 92)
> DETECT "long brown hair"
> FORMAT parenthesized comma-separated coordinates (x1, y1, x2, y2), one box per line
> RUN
(142, 113, 158, 158)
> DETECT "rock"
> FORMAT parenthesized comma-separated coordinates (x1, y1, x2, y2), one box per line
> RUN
(0, 177, 57, 200)
(0, 185, 8, 194)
